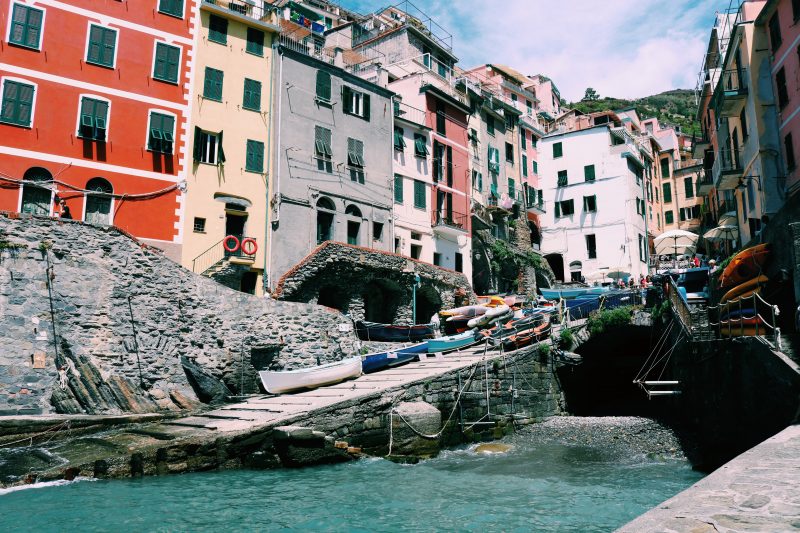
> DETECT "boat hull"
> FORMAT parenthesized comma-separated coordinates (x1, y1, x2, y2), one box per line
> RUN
(427, 330, 480, 353)
(355, 321, 437, 342)
(361, 343, 428, 374)
(720, 275, 768, 304)
(720, 244, 770, 289)
(259, 356, 362, 395)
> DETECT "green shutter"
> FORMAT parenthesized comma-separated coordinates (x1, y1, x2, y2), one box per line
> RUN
(555, 201, 561, 217)
(477, 172, 483, 191)
(394, 126, 406, 150)
(79, 97, 109, 140)
(154, 43, 180, 83)
(521, 130, 527, 150)
(315, 70, 331, 102)
(446, 145, 453, 186)
(684, 177, 694, 198)
(315, 126, 332, 156)
(243, 78, 261, 111)
(342, 86, 353, 114)
(87, 25, 117, 68)
(9, 4, 43, 49)
(204, 67, 223, 101)
(522, 154, 528, 177)
(532, 160, 538, 174)
(246, 27, 264, 56)
(584, 164, 595, 182)
(665, 210, 674, 224)
(218, 130, 225, 163)
(663, 182, 672, 203)
(394, 175, 403, 204)
(508, 178, 515, 199)
(660, 158, 670, 177)
(557, 170, 568, 187)
(246, 139, 264, 172)
(362, 93, 370, 121)
(208, 15, 227, 45)
(158, 0, 184, 17)
(414, 134, 428, 157)
(414, 180, 426, 209)
(1, 80, 35, 127)
(553, 142, 563, 158)
(193, 126, 202, 161)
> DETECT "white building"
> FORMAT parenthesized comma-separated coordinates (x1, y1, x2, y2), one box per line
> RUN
(539, 122, 650, 283)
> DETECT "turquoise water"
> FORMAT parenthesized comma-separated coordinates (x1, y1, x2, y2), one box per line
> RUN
(0, 430, 702, 533)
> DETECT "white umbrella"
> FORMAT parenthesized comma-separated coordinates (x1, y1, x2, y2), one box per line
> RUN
(585, 270, 612, 283)
(718, 212, 737, 227)
(653, 229, 699, 256)
(607, 270, 630, 280)
(704, 225, 739, 241)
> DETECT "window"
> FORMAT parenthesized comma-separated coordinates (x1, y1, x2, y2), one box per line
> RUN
(586, 234, 597, 259)
(193, 217, 206, 233)
(553, 142, 563, 158)
(86, 25, 117, 68)
(488, 146, 500, 174)
(655, 187, 659, 202)
(532, 160, 538, 175)
(662, 182, 672, 203)
(373, 221, 384, 241)
(9, 3, 43, 50)
(314, 126, 332, 173)
(468, 128, 478, 144)
(84, 177, 113, 225)
(2, 80, 35, 127)
(636, 197, 644, 217)
(411, 231, 421, 240)
(505, 112, 515, 130)
(316, 197, 334, 244)
(20, 167, 52, 215)
(521, 130, 527, 150)
(78, 97, 108, 141)
(472, 170, 483, 191)
(508, 177, 516, 199)
(209, 15, 228, 45)
(665, 210, 674, 224)
(769, 13, 782, 52)
(505, 142, 514, 164)
(315, 70, 331, 103)
(740, 107, 748, 142)
(794, 0, 800, 22)
(347, 137, 365, 183)
(243, 78, 261, 111)
(554, 199, 574, 217)
(413, 180, 426, 209)
(433, 252, 441, 266)
(487, 115, 495, 136)
(153, 42, 181, 83)
(526, 100, 533, 115)
(410, 244, 422, 259)
(684, 177, 694, 198)
(639, 234, 646, 263)
(343, 86, 370, 120)
(776, 67, 789, 109)
(192, 129, 222, 163)
(455, 253, 463, 273)
(435, 100, 446, 135)
(414, 133, 428, 157)
(245, 139, 264, 173)
(246, 27, 264, 56)
(203, 67, 224, 101)
(345, 205, 361, 246)
(394, 175, 404, 204)
(660, 158, 670, 178)
(583, 195, 596, 213)
(557, 170, 568, 187)
(786, 133, 796, 171)
(433, 141, 444, 182)
(148, 112, 175, 154)
(522, 154, 528, 177)
(584, 164, 595, 182)
(394, 126, 406, 151)
(159, 0, 184, 17)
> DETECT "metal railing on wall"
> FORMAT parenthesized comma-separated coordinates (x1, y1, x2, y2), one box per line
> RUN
(706, 290, 782, 349)
(667, 276, 694, 335)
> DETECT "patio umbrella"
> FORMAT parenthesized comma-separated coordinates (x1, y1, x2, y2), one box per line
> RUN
(606, 270, 630, 280)
(585, 270, 612, 284)
(703, 225, 739, 241)
(718, 212, 737, 227)
(653, 229, 699, 256)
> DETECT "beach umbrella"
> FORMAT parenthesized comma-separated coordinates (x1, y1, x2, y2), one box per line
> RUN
(718, 212, 737, 227)
(606, 270, 630, 280)
(653, 229, 699, 256)
(703, 225, 739, 241)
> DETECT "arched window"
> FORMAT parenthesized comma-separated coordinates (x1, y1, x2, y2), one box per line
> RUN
(316, 196, 335, 244)
(85, 177, 113, 225)
(345, 204, 362, 245)
(20, 167, 53, 216)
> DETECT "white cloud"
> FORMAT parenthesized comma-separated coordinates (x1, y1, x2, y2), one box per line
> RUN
(342, 0, 719, 101)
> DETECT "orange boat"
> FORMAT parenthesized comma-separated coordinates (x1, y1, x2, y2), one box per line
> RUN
(720, 275, 768, 304)
(719, 244, 770, 289)
(720, 287, 762, 316)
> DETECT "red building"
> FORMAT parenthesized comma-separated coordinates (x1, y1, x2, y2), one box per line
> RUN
(0, 0, 197, 259)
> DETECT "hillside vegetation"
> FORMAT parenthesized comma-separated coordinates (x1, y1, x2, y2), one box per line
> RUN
(569, 89, 700, 136)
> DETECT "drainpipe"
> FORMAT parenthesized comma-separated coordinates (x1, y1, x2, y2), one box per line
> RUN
(263, 37, 278, 296)
(266, 43, 284, 294)
(390, 94, 397, 254)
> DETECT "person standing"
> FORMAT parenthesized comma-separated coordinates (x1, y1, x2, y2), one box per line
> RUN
(58, 199, 73, 220)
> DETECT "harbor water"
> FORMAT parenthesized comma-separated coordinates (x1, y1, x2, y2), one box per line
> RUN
(0, 417, 703, 532)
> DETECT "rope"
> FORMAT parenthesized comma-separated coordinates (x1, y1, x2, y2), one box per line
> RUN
(0, 420, 71, 448)
(633, 320, 674, 383)
(0, 172, 180, 201)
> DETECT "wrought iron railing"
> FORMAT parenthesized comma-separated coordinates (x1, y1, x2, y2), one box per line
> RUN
(432, 210, 468, 231)
(202, 0, 276, 23)
(667, 276, 694, 335)
(720, 67, 748, 95)
(192, 235, 257, 275)
(394, 100, 427, 126)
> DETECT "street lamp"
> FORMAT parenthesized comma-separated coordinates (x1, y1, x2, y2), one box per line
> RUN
(411, 273, 421, 325)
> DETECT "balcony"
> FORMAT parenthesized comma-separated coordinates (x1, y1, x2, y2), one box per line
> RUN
(716, 68, 748, 115)
(202, 0, 277, 25)
(394, 101, 427, 127)
(691, 131, 711, 158)
(696, 169, 714, 195)
(432, 210, 468, 235)
(500, 79, 538, 103)
(526, 195, 545, 215)
(712, 147, 744, 190)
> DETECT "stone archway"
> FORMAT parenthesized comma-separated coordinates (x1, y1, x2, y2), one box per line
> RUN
(317, 284, 350, 312)
(362, 279, 403, 323)
(415, 285, 442, 325)
(544, 253, 565, 282)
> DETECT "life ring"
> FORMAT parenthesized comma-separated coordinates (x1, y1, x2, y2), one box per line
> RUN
(223, 235, 240, 253)
(241, 238, 258, 256)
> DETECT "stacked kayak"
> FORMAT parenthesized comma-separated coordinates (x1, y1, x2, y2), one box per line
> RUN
(719, 244, 770, 290)
(715, 245, 772, 337)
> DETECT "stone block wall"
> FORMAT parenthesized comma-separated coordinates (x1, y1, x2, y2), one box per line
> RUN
(0, 215, 369, 415)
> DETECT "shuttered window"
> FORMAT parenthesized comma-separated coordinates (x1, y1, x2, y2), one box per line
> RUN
(557, 170, 568, 187)
(246, 27, 264, 56)
(532, 160, 538, 175)
(192, 128, 225, 164)
(584, 164, 595, 182)
(342, 86, 370, 120)
(553, 142, 563, 158)
(314, 126, 332, 173)
(158, 0, 184, 17)
(9, 3, 43, 50)
(663, 182, 672, 203)
(413, 180, 426, 209)
(488, 146, 499, 174)
(522, 154, 528, 177)
(315, 70, 331, 102)
(394, 175, 403, 204)
(394, 126, 406, 151)
(148, 112, 175, 154)
(78, 97, 109, 141)
(209, 15, 227, 45)
(583, 195, 597, 213)
(245, 139, 264, 173)
(684, 177, 694, 198)
(0, 80, 35, 127)
(347, 137, 365, 183)
(203, 67, 224, 101)
(243, 78, 261, 111)
(87, 25, 117, 68)
(665, 210, 674, 224)
(414, 134, 428, 157)
(153, 42, 181, 83)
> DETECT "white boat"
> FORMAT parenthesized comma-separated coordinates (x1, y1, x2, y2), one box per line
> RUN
(259, 356, 362, 395)
(467, 304, 510, 328)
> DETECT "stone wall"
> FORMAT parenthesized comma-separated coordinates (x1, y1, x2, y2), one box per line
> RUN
(0, 215, 370, 416)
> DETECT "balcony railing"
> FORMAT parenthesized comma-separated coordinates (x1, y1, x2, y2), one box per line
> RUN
(526, 196, 545, 213)
(203, 0, 276, 24)
(432, 210, 468, 232)
(696, 170, 714, 194)
(500, 79, 538, 103)
(278, 30, 385, 75)
(351, 0, 453, 52)
(716, 68, 748, 114)
(712, 146, 743, 189)
(394, 100, 427, 126)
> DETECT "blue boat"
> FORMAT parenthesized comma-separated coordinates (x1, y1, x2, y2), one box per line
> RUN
(540, 286, 607, 300)
(355, 321, 437, 342)
(361, 342, 428, 374)
(427, 330, 480, 353)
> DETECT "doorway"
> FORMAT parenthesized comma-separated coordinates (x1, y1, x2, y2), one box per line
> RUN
(225, 206, 247, 258)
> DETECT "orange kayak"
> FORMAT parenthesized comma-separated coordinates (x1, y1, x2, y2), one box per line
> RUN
(719, 244, 770, 289)
(720, 287, 761, 316)
(720, 275, 768, 304)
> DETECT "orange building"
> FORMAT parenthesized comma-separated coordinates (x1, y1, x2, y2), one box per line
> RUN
(0, 0, 198, 260)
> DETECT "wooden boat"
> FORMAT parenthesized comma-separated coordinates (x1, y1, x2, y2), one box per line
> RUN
(502, 321, 552, 351)
(443, 315, 472, 335)
(361, 343, 428, 374)
(439, 304, 488, 318)
(719, 244, 770, 289)
(427, 330, 481, 353)
(259, 356, 362, 394)
(720, 275, 768, 304)
(355, 321, 437, 342)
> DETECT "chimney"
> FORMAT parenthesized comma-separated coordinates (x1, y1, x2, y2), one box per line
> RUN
(333, 47, 344, 68)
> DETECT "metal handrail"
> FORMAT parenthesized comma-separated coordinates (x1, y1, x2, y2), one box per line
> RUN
(667, 276, 694, 335)
(432, 210, 468, 230)
(203, 0, 276, 23)
(191, 235, 257, 274)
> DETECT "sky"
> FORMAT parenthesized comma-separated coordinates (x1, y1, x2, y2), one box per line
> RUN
(337, 0, 723, 102)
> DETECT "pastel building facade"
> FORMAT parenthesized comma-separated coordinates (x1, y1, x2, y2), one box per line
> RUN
(0, 0, 198, 260)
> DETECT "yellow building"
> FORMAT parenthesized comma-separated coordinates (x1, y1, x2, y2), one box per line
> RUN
(181, 1, 279, 295)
